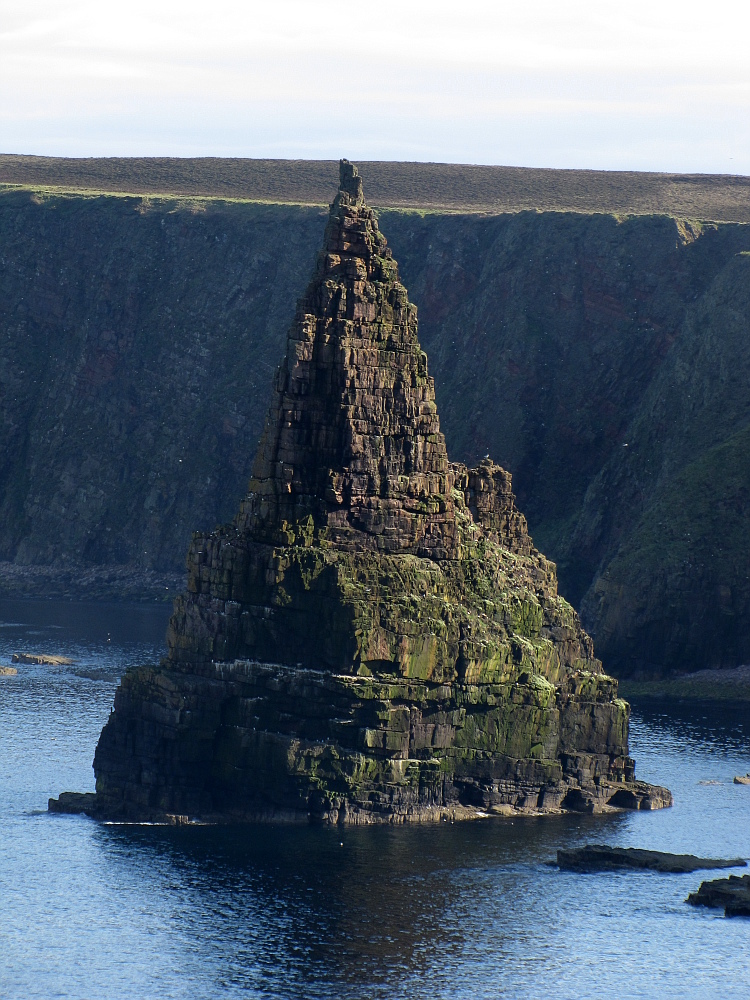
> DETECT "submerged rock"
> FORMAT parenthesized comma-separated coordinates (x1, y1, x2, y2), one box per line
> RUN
(687, 874, 750, 916)
(557, 845, 746, 874)
(65, 161, 671, 825)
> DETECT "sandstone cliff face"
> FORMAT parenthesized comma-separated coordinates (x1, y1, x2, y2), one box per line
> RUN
(90, 163, 669, 824)
(0, 192, 324, 576)
(573, 252, 750, 674)
(2, 180, 749, 674)
(399, 216, 750, 677)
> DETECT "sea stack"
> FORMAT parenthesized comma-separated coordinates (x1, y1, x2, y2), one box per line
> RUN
(85, 161, 671, 823)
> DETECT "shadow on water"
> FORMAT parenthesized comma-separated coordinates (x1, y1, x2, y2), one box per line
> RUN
(90, 812, 629, 998)
(629, 698, 750, 757)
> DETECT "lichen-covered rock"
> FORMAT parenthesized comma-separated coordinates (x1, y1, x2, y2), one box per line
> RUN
(88, 161, 671, 824)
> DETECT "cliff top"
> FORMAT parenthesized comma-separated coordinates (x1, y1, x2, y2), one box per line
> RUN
(1, 154, 750, 222)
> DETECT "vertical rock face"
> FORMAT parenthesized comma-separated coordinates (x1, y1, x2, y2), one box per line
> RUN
(89, 162, 671, 823)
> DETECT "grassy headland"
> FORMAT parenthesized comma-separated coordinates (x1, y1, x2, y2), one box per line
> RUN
(1, 154, 750, 220)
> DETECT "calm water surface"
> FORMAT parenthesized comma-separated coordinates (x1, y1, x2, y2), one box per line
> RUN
(1, 598, 749, 1000)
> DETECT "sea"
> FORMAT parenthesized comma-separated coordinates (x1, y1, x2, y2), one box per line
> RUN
(1, 597, 748, 1000)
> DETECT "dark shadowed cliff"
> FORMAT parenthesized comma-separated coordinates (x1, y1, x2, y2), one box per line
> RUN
(1, 171, 750, 676)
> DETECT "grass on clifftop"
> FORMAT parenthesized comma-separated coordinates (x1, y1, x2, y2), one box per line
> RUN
(1, 155, 750, 221)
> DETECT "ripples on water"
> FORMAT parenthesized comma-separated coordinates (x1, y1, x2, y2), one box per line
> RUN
(1, 598, 749, 1000)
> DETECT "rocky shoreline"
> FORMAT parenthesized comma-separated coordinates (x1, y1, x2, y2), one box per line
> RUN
(0, 561, 180, 602)
(620, 666, 750, 703)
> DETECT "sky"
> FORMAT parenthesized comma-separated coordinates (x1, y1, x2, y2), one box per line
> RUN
(1, 0, 749, 173)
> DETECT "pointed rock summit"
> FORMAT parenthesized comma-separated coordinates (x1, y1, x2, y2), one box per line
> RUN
(81, 161, 670, 823)
(235, 157, 458, 564)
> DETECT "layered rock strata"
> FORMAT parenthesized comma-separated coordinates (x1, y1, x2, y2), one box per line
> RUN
(84, 161, 671, 824)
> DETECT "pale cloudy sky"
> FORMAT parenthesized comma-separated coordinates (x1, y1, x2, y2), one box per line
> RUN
(1, 0, 749, 172)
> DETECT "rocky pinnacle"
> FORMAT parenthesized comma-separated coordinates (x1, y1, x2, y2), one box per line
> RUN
(74, 160, 672, 824)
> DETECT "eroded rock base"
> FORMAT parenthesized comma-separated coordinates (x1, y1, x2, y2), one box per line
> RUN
(83, 659, 671, 825)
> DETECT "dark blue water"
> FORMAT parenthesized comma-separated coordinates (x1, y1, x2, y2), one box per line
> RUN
(1, 598, 749, 1000)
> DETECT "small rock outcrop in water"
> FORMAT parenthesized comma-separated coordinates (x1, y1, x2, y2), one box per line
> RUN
(687, 874, 750, 917)
(48, 792, 96, 815)
(557, 845, 747, 874)
(13, 653, 74, 665)
(61, 161, 671, 824)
